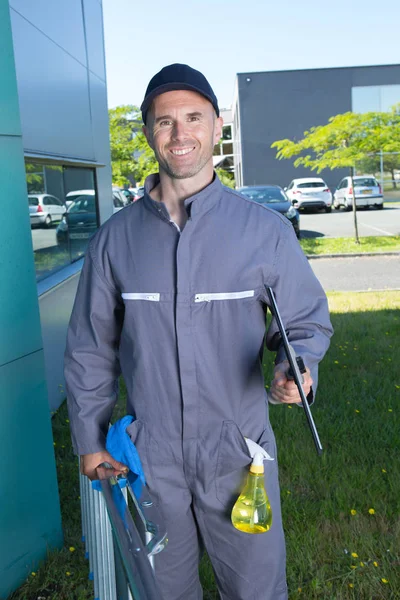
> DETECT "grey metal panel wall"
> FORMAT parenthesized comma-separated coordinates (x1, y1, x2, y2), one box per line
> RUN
(10, 9, 94, 160)
(38, 273, 80, 412)
(89, 70, 113, 222)
(83, 0, 106, 81)
(238, 65, 400, 192)
(9, 0, 87, 66)
(9, 0, 113, 411)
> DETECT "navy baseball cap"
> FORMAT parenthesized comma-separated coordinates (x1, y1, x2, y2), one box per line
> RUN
(141, 63, 219, 125)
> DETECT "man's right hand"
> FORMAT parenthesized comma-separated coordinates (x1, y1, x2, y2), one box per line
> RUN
(80, 451, 128, 481)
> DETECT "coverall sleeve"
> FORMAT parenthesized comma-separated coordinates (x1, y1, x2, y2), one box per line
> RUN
(265, 220, 333, 400)
(64, 242, 124, 455)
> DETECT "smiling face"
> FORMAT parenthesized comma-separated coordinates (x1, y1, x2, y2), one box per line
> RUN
(143, 90, 223, 181)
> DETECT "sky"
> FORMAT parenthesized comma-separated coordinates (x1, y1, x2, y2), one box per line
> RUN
(103, 0, 400, 110)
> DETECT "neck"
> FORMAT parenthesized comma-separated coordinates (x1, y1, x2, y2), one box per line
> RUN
(150, 164, 214, 229)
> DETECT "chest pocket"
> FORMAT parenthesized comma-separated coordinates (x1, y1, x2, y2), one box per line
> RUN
(122, 293, 160, 302)
(194, 290, 255, 303)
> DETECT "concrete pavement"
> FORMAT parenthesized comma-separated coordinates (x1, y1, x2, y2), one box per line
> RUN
(309, 254, 400, 292)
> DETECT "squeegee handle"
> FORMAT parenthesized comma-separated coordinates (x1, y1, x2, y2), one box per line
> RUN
(265, 286, 323, 456)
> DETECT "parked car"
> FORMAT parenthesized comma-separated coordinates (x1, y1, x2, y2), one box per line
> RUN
(133, 186, 145, 201)
(238, 185, 300, 238)
(65, 188, 127, 214)
(29, 194, 66, 227)
(120, 188, 135, 203)
(285, 178, 332, 213)
(333, 176, 383, 210)
(56, 193, 98, 250)
(112, 187, 129, 208)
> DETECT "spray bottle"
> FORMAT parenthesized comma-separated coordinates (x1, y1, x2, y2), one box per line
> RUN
(231, 438, 274, 534)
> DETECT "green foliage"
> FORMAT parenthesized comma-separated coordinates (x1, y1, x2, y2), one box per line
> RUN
(215, 168, 235, 188)
(300, 235, 400, 255)
(108, 105, 157, 187)
(356, 153, 400, 189)
(271, 105, 400, 173)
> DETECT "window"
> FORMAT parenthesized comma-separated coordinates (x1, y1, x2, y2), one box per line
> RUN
(353, 177, 378, 187)
(222, 142, 233, 156)
(297, 181, 325, 188)
(25, 161, 99, 281)
(221, 125, 232, 141)
(352, 85, 400, 113)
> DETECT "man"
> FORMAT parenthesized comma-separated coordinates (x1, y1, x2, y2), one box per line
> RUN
(65, 64, 333, 599)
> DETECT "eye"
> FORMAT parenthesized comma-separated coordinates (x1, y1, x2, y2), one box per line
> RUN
(159, 120, 172, 127)
(188, 116, 200, 122)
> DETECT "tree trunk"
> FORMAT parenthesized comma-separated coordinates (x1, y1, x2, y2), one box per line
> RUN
(391, 169, 397, 190)
(350, 167, 360, 244)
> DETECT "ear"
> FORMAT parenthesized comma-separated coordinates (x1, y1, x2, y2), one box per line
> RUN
(214, 116, 224, 145)
(142, 124, 154, 150)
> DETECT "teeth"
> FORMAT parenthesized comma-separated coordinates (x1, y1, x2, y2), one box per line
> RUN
(171, 148, 194, 156)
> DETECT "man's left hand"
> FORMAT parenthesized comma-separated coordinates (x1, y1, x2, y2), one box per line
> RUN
(269, 360, 312, 404)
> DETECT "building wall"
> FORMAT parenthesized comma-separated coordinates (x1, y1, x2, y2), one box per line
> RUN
(0, 2, 62, 596)
(235, 65, 400, 192)
(9, 0, 113, 411)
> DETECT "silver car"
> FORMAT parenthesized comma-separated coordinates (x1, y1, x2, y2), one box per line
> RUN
(333, 176, 383, 210)
(29, 194, 66, 227)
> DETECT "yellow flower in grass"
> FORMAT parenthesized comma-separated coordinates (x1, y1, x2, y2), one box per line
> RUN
(66, 572, 71, 577)
(351, 552, 358, 558)
(368, 508, 375, 515)
(350, 565, 357, 569)
(31, 572, 36, 577)
(382, 469, 387, 473)
(69, 547, 75, 553)
(349, 583, 354, 588)
(360, 562, 364, 567)
(381, 578, 388, 584)
(355, 409, 360, 413)
(350, 509, 357, 516)
(373, 561, 378, 567)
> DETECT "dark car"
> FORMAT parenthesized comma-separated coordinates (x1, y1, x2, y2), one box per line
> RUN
(238, 185, 300, 238)
(56, 194, 98, 258)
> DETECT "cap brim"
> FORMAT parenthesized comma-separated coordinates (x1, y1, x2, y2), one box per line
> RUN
(141, 83, 216, 121)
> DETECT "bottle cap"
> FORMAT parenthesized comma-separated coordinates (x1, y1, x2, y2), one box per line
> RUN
(250, 452, 264, 474)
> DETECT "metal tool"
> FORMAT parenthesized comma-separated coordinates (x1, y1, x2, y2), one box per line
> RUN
(265, 285, 323, 455)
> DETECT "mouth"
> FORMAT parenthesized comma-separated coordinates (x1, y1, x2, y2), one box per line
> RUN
(169, 146, 195, 157)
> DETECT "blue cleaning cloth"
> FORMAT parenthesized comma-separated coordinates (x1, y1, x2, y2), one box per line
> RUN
(92, 416, 146, 498)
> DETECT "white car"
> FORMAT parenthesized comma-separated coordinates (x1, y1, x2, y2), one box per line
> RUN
(29, 194, 66, 227)
(285, 178, 332, 213)
(333, 176, 383, 211)
(65, 188, 128, 214)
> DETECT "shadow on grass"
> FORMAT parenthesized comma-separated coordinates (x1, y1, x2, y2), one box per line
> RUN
(8, 294, 400, 600)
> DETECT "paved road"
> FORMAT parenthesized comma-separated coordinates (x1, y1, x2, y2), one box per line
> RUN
(309, 255, 400, 292)
(300, 204, 400, 239)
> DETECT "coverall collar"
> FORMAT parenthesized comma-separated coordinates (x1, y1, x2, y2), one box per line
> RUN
(143, 172, 223, 221)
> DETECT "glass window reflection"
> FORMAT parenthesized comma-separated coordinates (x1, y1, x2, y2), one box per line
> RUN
(25, 161, 99, 281)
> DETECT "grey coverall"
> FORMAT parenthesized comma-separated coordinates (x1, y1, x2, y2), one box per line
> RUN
(65, 173, 333, 600)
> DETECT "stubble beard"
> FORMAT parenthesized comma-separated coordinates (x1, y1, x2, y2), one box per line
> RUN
(155, 140, 214, 180)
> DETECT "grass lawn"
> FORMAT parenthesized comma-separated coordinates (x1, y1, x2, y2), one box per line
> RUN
(9, 291, 400, 600)
(300, 235, 400, 256)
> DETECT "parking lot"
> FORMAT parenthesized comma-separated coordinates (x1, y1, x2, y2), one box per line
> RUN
(300, 202, 400, 239)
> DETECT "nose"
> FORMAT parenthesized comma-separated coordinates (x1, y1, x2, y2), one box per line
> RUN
(171, 120, 187, 142)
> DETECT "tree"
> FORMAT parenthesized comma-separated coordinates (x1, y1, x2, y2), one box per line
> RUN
(356, 153, 400, 189)
(108, 105, 157, 186)
(271, 106, 400, 242)
(216, 168, 235, 189)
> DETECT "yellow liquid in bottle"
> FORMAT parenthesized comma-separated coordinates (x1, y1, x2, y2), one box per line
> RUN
(231, 472, 272, 534)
